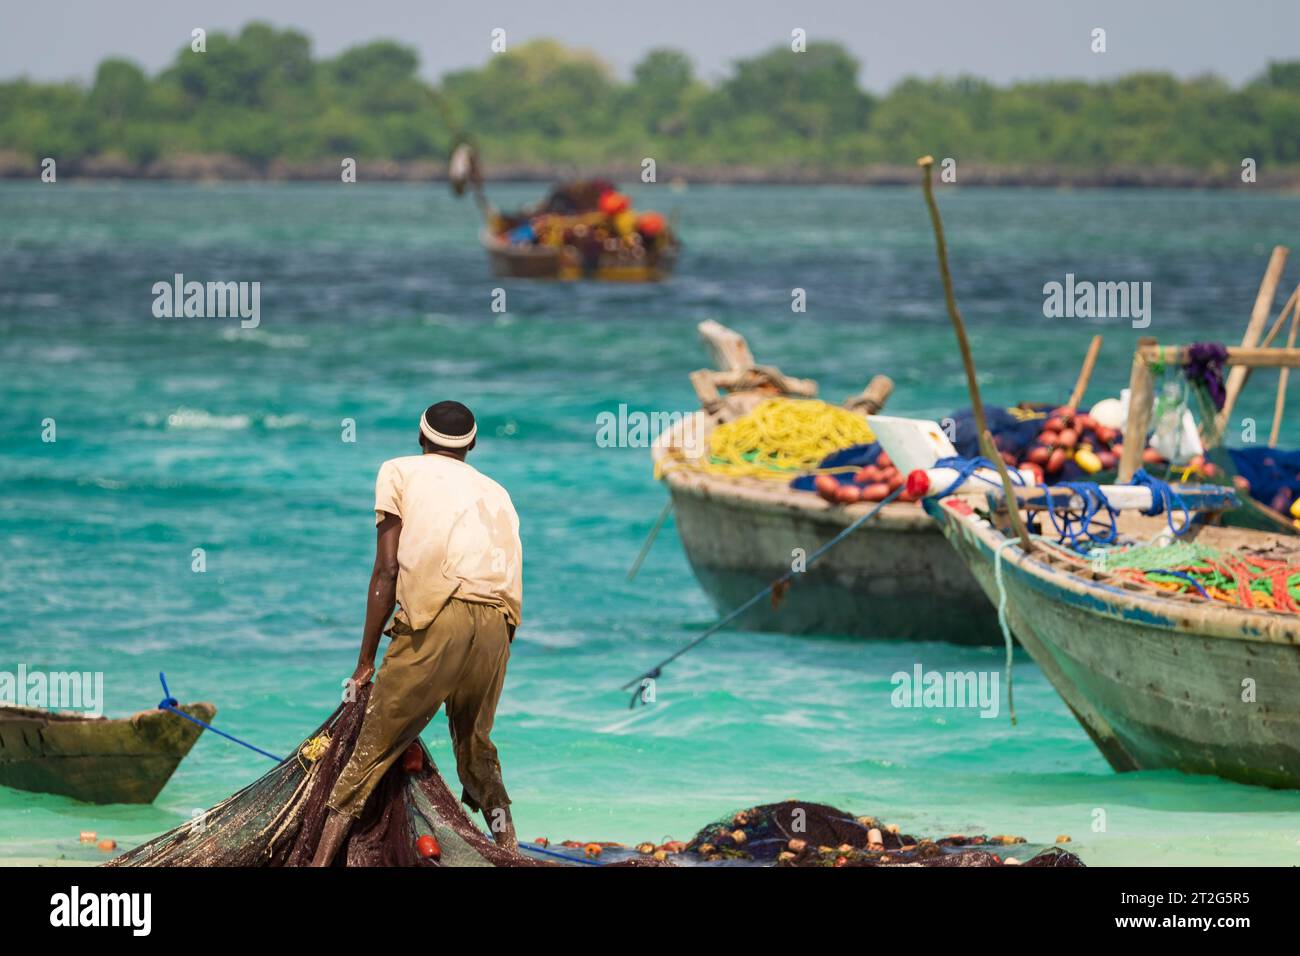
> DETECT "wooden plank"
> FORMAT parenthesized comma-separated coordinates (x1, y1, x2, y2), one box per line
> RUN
(844, 374, 894, 414)
(1119, 336, 1157, 481)
(1217, 245, 1289, 432)
(1066, 334, 1104, 412)
(1270, 300, 1300, 447)
(1138, 345, 1300, 369)
(697, 319, 754, 372)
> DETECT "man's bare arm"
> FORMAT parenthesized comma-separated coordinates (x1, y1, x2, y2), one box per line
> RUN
(351, 512, 402, 686)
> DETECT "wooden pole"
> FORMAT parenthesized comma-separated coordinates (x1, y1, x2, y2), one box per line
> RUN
(1269, 304, 1300, 447)
(1118, 337, 1158, 482)
(1137, 345, 1300, 369)
(1065, 334, 1104, 413)
(1216, 245, 1289, 433)
(1259, 285, 1299, 350)
(917, 156, 1033, 551)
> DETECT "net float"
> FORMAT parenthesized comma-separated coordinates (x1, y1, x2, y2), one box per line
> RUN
(1074, 447, 1102, 473)
(814, 474, 840, 501)
(859, 481, 891, 501)
(835, 484, 862, 504)
(1057, 428, 1079, 449)
(416, 834, 441, 860)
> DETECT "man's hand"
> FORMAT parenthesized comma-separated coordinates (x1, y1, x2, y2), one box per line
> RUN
(350, 661, 375, 687)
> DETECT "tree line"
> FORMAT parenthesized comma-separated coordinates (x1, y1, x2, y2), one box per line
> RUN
(2, 22, 1298, 175)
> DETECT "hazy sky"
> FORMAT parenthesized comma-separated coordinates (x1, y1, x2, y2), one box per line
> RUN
(3, 0, 1297, 90)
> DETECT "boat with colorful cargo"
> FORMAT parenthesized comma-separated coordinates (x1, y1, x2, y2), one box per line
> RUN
(651, 321, 1003, 644)
(480, 179, 679, 281)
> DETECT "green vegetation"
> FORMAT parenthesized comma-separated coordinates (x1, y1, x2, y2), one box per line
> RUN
(2, 21, 1298, 175)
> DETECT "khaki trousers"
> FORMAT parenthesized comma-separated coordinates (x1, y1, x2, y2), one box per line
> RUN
(327, 598, 512, 820)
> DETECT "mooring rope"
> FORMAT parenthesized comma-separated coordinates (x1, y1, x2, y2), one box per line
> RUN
(991, 537, 1019, 726)
(157, 672, 285, 763)
(620, 484, 905, 706)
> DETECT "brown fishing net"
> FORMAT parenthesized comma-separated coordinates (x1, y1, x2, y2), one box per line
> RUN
(683, 801, 1084, 867)
(107, 685, 542, 867)
(107, 689, 1082, 869)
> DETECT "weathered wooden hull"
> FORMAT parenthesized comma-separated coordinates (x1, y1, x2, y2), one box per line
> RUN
(0, 702, 215, 804)
(930, 499, 1300, 787)
(481, 230, 677, 281)
(663, 468, 1002, 644)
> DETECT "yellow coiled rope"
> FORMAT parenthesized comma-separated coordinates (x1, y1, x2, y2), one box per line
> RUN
(698, 397, 875, 481)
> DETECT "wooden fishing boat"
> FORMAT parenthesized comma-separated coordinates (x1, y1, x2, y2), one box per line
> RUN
(929, 496, 1300, 787)
(0, 702, 215, 804)
(918, 341, 1300, 787)
(652, 321, 1002, 644)
(454, 165, 680, 282)
(482, 227, 678, 282)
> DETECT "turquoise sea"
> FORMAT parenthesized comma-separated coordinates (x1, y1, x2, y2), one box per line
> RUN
(3, 181, 1300, 866)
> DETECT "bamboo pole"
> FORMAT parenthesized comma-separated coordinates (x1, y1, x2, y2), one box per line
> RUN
(1118, 337, 1158, 482)
(917, 156, 1032, 551)
(1137, 345, 1300, 369)
(1259, 285, 1299, 350)
(1216, 245, 1289, 433)
(1269, 304, 1300, 447)
(1065, 334, 1104, 413)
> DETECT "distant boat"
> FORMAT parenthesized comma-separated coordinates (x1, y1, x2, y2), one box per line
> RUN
(0, 702, 215, 804)
(479, 178, 680, 282)
(481, 226, 678, 282)
(449, 147, 680, 282)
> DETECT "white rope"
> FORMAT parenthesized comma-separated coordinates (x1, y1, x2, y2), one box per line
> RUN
(992, 535, 1020, 726)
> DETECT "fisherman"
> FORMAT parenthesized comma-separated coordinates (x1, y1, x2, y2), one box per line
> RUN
(311, 400, 523, 866)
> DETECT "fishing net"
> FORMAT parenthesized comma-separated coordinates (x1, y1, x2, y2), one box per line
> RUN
(684, 801, 1083, 867)
(1098, 540, 1300, 611)
(104, 690, 1084, 868)
(698, 398, 875, 481)
(106, 685, 542, 867)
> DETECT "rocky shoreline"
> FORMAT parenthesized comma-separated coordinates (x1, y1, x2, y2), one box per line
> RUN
(0, 150, 1292, 189)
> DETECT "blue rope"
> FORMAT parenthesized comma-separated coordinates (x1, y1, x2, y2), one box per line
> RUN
(1127, 468, 1192, 536)
(1142, 569, 1211, 600)
(157, 672, 285, 763)
(518, 842, 605, 866)
(1036, 481, 1119, 552)
(620, 485, 906, 705)
(932, 457, 1194, 551)
(933, 455, 1025, 498)
(158, 673, 604, 864)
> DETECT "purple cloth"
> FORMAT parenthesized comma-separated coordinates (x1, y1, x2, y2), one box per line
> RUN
(1183, 342, 1229, 409)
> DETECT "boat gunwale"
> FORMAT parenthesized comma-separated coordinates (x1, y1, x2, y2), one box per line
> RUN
(931, 495, 1300, 646)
